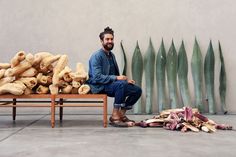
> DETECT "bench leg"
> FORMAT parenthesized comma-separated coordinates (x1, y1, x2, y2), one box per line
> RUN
(59, 98, 63, 122)
(51, 95, 56, 128)
(103, 96, 107, 128)
(12, 98, 16, 121)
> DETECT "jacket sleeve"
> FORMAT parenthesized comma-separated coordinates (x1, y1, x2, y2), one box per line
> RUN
(90, 54, 117, 84)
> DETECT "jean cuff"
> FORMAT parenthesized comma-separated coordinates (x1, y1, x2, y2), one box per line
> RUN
(114, 103, 126, 108)
(121, 106, 133, 110)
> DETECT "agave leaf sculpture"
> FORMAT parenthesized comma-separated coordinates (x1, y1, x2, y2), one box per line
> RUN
(120, 41, 127, 75)
(218, 41, 227, 114)
(156, 39, 167, 112)
(132, 41, 143, 114)
(144, 38, 155, 114)
(166, 40, 178, 109)
(178, 40, 191, 107)
(191, 38, 204, 112)
(204, 40, 216, 114)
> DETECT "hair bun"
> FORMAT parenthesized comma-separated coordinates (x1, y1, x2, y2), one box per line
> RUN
(104, 27, 112, 31)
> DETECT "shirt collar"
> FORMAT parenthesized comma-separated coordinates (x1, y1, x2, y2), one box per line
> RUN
(101, 48, 111, 57)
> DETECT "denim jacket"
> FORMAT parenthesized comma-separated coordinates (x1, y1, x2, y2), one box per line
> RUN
(87, 49, 120, 93)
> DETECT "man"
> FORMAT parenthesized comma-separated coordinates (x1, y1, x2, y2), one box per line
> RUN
(87, 27, 142, 127)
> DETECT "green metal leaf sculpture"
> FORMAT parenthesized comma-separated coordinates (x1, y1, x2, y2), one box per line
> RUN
(178, 40, 191, 107)
(144, 38, 155, 114)
(132, 41, 143, 114)
(204, 40, 216, 114)
(218, 41, 227, 114)
(166, 40, 178, 109)
(156, 39, 167, 112)
(120, 41, 127, 75)
(191, 38, 204, 112)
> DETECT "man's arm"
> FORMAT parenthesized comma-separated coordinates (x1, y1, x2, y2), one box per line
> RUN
(89, 53, 135, 84)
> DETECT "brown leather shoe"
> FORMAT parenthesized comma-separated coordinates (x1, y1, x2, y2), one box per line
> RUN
(120, 116, 135, 123)
(109, 117, 129, 127)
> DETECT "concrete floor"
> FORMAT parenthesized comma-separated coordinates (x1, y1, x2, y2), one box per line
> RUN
(0, 108, 235, 157)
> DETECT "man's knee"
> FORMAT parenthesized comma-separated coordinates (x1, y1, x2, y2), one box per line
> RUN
(116, 80, 128, 88)
(136, 86, 142, 96)
(128, 84, 142, 97)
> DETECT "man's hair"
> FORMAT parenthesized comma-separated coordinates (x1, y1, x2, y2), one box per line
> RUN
(99, 27, 114, 40)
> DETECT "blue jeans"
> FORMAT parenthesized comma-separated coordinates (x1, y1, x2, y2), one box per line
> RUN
(103, 80, 142, 110)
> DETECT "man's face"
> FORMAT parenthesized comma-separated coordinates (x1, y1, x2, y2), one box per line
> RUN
(101, 33, 114, 51)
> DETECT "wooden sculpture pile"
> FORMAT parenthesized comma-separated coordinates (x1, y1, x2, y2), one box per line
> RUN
(137, 107, 233, 133)
(0, 51, 90, 95)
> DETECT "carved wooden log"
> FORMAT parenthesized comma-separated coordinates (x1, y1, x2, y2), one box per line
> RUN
(0, 69, 6, 79)
(70, 72, 87, 82)
(5, 61, 32, 77)
(24, 87, 34, 95)
(36, 64, 53, 74)
(18, 77, 37, 89)
(58, 66, 72, 78)
(33, 52, 53, 72)
(34, 52, 52, 59)
(13, 80, 26, 88)
(19, 67, 37, 77)
(0, 63, 11, 69)
(47, 72, 53, 77)
(10, 51, 26, 67)
(0, 77, 15, 87)
(36, 85, 49, 94)
(45, 75, 52, 86)
(52, 55, 68, 85)
(0, 83, 26, 95)
(76, 63, 88, 80)
(36, 73, 52, 85)
(37, 73, 46, 84)
(71, 87, 79, 94)
(72, 80, 81, 88)
(58, 79, 68, 88)
(61, 85, 73, 94)
(49, 84, 59, 94)
(40, 54, 61, 70)
(78, 84, 90, 94)
(63, 73, 72, 82)
(25, 53, 34, 65)
(32, 54, 42, 66)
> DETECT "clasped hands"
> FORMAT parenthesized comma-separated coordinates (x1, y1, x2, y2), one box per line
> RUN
(116, 75, 135, 84)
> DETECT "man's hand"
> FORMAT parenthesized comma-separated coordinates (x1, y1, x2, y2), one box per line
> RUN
(116, 75, 127, 80)
(128, 79, 135, 84)
(116, 76, 135, 84)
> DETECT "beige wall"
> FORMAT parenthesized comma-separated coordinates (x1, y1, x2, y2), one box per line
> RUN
(0, 0, 236, 113)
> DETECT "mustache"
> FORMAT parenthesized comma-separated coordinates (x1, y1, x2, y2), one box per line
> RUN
(106, 43, 114, 46)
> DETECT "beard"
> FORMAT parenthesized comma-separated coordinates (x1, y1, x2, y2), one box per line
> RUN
(103, 43, 114, 51)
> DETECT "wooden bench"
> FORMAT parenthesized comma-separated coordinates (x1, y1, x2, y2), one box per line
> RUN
(0, 94, 107, 128)
(51, 94, 107, 128)
(0, 94, 53, 122)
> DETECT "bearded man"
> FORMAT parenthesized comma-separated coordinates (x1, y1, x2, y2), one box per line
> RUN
(87, 27, 142, 127)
